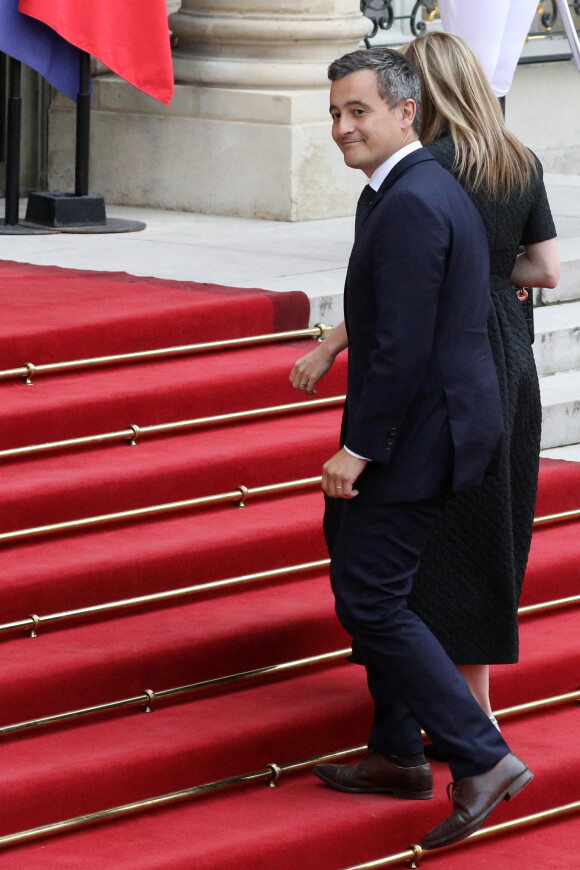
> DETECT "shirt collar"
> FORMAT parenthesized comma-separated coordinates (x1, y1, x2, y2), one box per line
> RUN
(368, 140, 423, 192)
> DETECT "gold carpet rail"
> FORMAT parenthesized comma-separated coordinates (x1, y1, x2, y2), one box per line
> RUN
(0, 475, 321, 545)
(0, 323, 334, 385)
(0, 744, 366, 850)
(533, 507, 580, 526)
(0, 573, 576, 644)
(518, 593, 580, 617)
(0, 481, 577, 547)
(0, 395, 346, 460)
(0, 738, 578, 853)
(492, 689, 580, 722)
(0, 558, 331, 638)
(0, 606, 576, 737)
(342, 801, 580, 869)
(0, 647, 351, 737)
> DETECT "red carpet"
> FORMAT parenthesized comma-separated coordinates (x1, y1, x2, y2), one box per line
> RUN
(0, 260, 309, 364)
(0, 260, 577, 868)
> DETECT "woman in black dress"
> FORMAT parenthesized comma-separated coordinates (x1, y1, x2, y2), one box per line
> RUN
(290, 31, 559, 722)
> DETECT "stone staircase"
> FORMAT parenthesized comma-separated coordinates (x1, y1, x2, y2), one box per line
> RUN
(536, 174, 580, 456)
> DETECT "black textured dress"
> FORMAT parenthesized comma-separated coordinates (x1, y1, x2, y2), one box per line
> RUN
(407, 137, 557, 663)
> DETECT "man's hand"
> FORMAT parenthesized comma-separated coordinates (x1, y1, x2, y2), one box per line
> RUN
(322, 448, 368, 499)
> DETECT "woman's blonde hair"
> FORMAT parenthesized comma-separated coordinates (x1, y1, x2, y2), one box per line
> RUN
(400, 31, 536, 197)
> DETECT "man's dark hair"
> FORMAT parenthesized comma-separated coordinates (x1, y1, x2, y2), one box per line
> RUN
(328, 47, 421, 132)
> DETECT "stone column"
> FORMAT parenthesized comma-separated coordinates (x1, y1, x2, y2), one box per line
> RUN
(162, 0, 371, 219)
(170, 0, 371, 87)
(48, 1, 371, 220)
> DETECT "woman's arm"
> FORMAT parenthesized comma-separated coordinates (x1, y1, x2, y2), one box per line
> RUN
(289, 321, 348, 395)
(510, 238, 560, 289)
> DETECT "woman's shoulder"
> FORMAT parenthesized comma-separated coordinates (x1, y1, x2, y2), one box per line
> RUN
(425, 137, 456, 170)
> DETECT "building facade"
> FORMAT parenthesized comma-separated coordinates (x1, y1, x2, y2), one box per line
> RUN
(3, 1, 580, 220)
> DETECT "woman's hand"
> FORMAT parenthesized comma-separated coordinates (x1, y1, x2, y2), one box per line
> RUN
(289, 321, 348, 395)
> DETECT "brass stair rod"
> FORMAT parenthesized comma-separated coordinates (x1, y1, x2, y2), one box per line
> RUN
(0, 648, 351, 737)
(0, 558, 331, 637)
(0, 476, 572, 545)
(0, 427, 132, 460)
(0, 768, 273, 849)
(533, 507, 580, 526)
(0, 689, 575, 845)
(0, 740, 578, 853)
(493, 689, 580, 721)
(0, 744, 366, 851)
(0, 469, 572, 549)
(342, 801, 580, 869)
(0, 695, 577, 849)
(0, 323, 334, 384)
(0, 476, 321, 545)
(518, 593, 580, 617)
(0, 640, 576, 740)
(0, 395, 346, 460)
(0, 575, 575, 644)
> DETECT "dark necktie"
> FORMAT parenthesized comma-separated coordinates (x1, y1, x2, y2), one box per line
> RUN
(355, 184, 376, 238)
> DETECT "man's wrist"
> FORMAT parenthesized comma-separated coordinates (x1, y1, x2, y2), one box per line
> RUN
(344, 445, 370, 462)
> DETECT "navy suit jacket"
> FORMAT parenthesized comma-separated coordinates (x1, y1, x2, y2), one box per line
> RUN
(342, 147, 504, 503)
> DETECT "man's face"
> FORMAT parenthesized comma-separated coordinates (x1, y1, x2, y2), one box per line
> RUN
(329, 69, 415, 177)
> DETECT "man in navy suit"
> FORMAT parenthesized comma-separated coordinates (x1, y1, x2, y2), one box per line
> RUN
(313, 48, 533, 850)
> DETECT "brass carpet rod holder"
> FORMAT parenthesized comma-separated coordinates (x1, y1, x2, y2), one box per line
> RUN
(0, 558, 576, 645)
(0, 638, 577, 739)
(0, 323, 335, 385)
(0, 475, 321, 545)
(0, 475, 576, 547)
(0, 395, 346, 461)
(342, 801, 580, 869)
(0, 558, 331, 638)
(0, 744, 366, 851)
(0, 648, 352, 737)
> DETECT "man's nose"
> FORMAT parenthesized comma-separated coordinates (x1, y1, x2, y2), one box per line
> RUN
(336, 115, 355, 136)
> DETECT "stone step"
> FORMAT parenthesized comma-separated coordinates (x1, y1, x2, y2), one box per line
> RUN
(543, 174, 580, 306)
(533, 299, 580, 376)
(539, 369, 580, 450)
(537, 173, 580, 453)
(540, 442, 580, 461)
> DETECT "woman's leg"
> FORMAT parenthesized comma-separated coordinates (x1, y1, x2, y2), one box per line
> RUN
(458, 664, 493, 717)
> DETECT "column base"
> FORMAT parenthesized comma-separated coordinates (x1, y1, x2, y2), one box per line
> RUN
(47, 77, 364, 221)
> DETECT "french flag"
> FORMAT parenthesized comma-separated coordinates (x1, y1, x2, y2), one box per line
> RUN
(0, 0, 81, 101)
(18, 0, 174, 105)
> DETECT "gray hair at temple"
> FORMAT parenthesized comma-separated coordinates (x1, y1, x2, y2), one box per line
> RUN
(328, 47, 421, 133)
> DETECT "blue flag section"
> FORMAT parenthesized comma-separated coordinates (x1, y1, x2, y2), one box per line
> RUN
(0, 0, 81, 101)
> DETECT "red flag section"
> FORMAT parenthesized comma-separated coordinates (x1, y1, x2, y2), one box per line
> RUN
(18, 0, 174, 105)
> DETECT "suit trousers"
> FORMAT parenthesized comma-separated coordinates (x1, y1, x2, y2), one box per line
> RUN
(330, 496, 509, 780)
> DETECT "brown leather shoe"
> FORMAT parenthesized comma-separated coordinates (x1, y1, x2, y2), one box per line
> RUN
(421, 753, 533, 850)
(314, 751, 433, 800)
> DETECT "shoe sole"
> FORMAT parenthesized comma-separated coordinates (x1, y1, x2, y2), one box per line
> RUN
(422, 766, 534, 849)
(313, 769, 433, 800)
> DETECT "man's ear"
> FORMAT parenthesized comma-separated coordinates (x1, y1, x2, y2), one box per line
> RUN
(400, 98, 417, 129)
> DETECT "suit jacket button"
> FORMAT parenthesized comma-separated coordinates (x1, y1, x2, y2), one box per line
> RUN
(386, 436, 395, 447)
